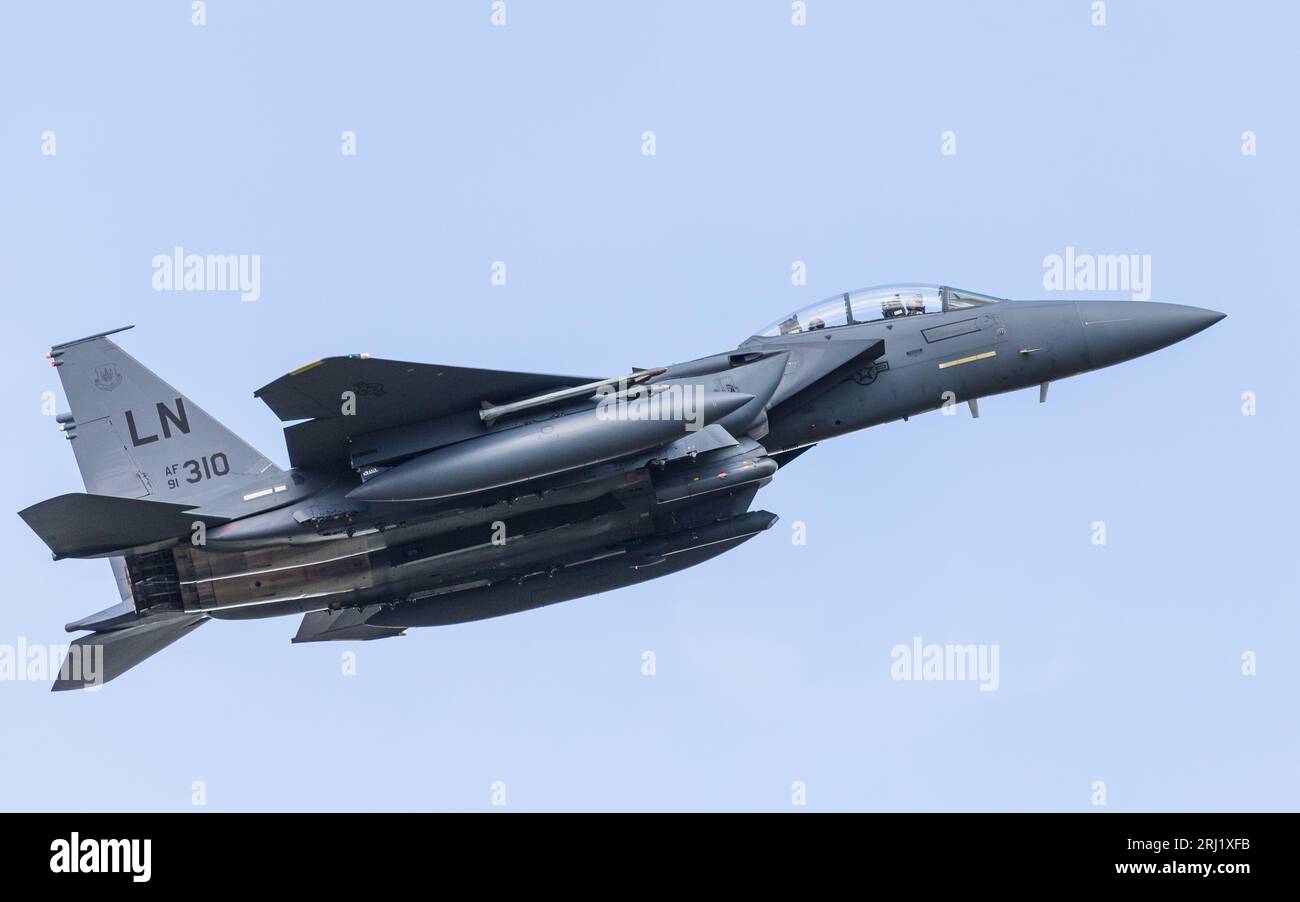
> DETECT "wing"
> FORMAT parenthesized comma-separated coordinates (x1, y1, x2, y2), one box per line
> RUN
(254, 356, 597, 468)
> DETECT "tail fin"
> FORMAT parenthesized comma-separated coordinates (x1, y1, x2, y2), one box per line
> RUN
(49, 327, 280, 507)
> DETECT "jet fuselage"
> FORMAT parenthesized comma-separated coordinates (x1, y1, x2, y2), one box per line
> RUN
(23, 285, 1224, 687)
(176, 296, 1223, 624)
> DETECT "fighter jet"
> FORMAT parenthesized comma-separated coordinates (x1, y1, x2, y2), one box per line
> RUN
(20, 285, 1223, 689)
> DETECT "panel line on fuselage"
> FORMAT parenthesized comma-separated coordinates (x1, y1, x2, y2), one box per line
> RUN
(179, 548, 373, 585)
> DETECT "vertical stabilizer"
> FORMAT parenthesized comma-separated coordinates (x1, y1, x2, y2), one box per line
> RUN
(49, 327, 280, 507)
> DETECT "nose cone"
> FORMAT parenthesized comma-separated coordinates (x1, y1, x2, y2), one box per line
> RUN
(1078, 301, 1224, 369)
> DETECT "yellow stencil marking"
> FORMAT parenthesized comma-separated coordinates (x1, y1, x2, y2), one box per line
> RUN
(938, 350, 997, 370)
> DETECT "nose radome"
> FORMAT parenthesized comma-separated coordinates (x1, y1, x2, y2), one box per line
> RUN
(1078, 301, 1225, 369)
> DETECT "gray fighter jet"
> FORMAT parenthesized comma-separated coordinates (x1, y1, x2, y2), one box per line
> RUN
(20, 285, 1223, 689)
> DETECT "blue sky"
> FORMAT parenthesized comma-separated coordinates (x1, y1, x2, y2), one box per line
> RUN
(0, 1, 1294, 811)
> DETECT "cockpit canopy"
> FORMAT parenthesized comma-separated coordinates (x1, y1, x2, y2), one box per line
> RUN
(755, 284, 1005, 338)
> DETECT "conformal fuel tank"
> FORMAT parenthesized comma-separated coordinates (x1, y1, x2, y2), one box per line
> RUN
(348, 389, 754, 502)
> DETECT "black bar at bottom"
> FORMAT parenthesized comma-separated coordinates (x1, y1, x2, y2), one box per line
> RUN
(2, 812, 1284, 888)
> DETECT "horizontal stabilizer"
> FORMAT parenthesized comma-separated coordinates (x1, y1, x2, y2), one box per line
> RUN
(18, 493, 229, 559)
(53, 614, 208, 691)
(65, 600, 136, 633)
(292, 606, 405, 643)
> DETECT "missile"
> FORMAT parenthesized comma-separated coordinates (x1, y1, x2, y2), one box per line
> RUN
(348, 389, 755, 502)
(478, 367, 667, 424)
